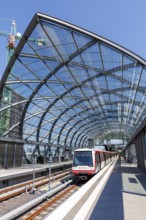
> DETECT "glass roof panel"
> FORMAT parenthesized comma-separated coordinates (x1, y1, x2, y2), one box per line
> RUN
(41, 21, 77, 60)
(92, 75, 106, 89)
(68, 62, 89, 82)
(100, 43, 122, 71)
(107, 75, 122, 90)
(139, 68, 146, 87)
(46, 82, 67, 95)
(73, 32, 92, 48)
(7, 60, 31, 80)
(123, 54, 135, 66)
(7, 83, 34, 98)
(81, 43, 103, 70)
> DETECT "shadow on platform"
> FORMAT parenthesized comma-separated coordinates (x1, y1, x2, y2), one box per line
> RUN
(89, 158, 146, 220)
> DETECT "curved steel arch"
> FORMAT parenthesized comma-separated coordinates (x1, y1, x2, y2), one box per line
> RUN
(57, 106, 103, 144)
(36, 64, 139, 144)
(35, 71, 104, 142)
(37, 13, 146, 65)
(73, 123, 102, 148)
(71, 118, 122, 148)
(64, 108, 137, 148)
(56, 101, 139, 143)
(1, 63, 143, 119)
(48, 99, 88, 142)
(66, 116, 106, 147)
(22, 50, 143, 144)
(48, 82, 143, 144)
(64, 115, 101, 147)
(20, 38, 96, 135)
(1, 12, 146, 153)
(2, 60, 142, 138)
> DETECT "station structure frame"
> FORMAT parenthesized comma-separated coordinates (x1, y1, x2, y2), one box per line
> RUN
(0, 13, 146, 170)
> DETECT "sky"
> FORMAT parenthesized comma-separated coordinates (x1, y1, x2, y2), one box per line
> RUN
(1, 0, 146, 79)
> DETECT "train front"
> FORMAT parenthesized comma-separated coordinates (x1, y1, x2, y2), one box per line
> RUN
(72, 149, 95, 180)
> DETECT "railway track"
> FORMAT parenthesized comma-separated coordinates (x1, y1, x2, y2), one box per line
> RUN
(0, 169, 74, 219)
(22, 183, 78, 220)
(1, 161, 115, 220)
(0, 169, 72, 202)
(0, 169, 71, 194)
(0, 178, 81, 220)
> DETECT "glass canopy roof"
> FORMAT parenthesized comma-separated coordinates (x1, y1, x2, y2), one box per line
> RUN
(1, 13, 146, 149)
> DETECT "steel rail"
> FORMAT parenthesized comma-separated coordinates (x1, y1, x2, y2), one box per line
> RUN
(0, 180, 73, 220)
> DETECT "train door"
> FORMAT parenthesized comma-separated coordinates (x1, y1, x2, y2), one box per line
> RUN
(95, 151, 101, 172)
(103, 152, 106, 165)
(105, 152, 109, 164)
(100, 152, 105, 169)
(109, 153, 112, 162)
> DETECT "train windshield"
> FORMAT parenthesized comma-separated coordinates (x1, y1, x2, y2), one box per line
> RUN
(73, 151, 93, 166)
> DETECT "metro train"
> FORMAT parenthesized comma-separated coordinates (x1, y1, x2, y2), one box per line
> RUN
(72, 148, 116, 180)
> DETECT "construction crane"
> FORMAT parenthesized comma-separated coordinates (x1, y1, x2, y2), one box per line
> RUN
(0, 19, 21, 63)
(6, 20, 21, 62)
(0, 19, 45, 64)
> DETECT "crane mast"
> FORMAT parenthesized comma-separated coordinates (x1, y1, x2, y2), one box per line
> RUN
(0, 19, 45, 65)
(7, 20, 16, 62)
(0, 19, 21, 63)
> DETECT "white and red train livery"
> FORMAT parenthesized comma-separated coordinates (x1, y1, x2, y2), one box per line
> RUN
(72, 148, 116, 179)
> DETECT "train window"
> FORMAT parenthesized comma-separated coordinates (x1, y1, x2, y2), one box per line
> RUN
(73, 151, 93, 166)
(100, 152, 104, 162)
(96, 152, 100, 163)
(103, 152, 106, 160)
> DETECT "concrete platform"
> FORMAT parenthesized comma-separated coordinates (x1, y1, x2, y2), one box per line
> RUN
(0, 161, 72, 188)
(89, 158, 146, 220)
(45, 158, 146, 220)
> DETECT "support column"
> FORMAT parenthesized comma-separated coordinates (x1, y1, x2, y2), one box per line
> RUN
(143, 132, 146, 171)
(13, 143, 16, 167)
(58, 147, 60, 162)
(4, 143, 8, 169)
(44, 145, 47, 163)
(135, 131, 146, 172)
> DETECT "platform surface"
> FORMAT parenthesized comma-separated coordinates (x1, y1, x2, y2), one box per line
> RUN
(0, 161, 72, 181)
(89, 158, 146, 220)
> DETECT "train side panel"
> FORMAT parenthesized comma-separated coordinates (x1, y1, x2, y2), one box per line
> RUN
(95, 151, 101, 173)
